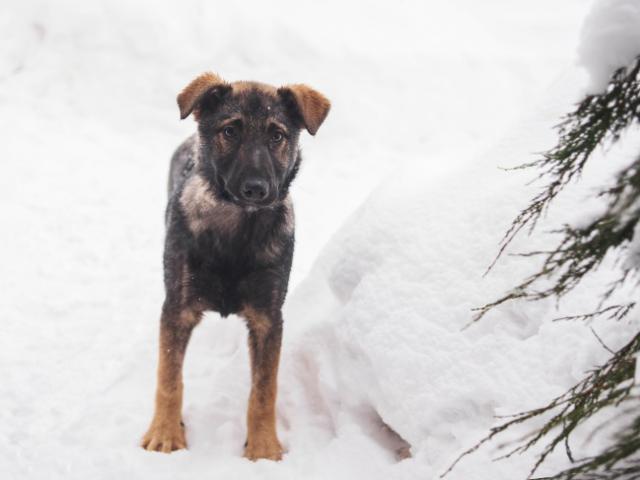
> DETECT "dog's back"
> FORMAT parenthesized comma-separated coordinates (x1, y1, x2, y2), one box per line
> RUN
(167, 134, 198, 199)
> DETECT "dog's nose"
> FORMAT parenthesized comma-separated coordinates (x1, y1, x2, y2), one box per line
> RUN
(240, 178, 269, 202)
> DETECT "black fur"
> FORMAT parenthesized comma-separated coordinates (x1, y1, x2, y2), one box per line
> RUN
(162, 85, 302, 319)
(142, 77, 328, 458)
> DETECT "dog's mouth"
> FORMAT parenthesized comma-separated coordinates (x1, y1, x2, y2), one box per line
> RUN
(231, 195, 276, 209)
(217, 174, 277, 210)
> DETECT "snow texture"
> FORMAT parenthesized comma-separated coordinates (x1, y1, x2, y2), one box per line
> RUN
(579, 0, 640, 93)
(2, 1, 639, 479)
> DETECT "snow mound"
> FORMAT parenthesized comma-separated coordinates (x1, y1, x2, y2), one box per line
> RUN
(284, 71, 640, 478)
(579, 0, 640, 93)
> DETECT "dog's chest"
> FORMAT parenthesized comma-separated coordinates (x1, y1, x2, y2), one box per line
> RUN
(184, 218, 290, 315)
(186, 249, 243, 315)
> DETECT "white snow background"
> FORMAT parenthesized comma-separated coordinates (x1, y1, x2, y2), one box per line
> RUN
(1, 0, 639, 479)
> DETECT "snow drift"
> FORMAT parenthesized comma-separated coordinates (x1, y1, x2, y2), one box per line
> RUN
(284, 84, 640, 478)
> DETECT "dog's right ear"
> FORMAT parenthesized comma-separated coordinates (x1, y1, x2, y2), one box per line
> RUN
(177, 72, 230, 120)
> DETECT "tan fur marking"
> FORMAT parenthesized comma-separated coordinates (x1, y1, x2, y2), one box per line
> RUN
(281, 84, 330, 135)
(268, 123, 292, 169)
(232, 81, 278, 96)
(243, 306, 272, 336)
(241, 307, 283, 461)
(180, 174, 242, 235)
(177, 72, 226, 120)
(141, 308, 201, 453)
(282, 196, 295, 236)
(270, 120, 289, 134)
(255, 197, 294, 263)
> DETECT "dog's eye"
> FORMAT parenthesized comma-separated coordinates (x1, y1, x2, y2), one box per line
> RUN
(223, 126, 236, 139)
(270, 131, 284, 144)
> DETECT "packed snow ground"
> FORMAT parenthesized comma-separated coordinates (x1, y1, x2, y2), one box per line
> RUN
(2, 1, 639, 479)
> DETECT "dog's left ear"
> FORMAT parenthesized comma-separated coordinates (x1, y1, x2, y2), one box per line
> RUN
(177, 72, 230, 120)
(278, 84, 330, 135)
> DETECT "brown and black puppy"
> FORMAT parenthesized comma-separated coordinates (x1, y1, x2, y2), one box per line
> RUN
(141, 73, 330, 460)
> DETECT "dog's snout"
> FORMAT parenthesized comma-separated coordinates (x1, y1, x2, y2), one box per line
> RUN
(241, 178, 269, 202)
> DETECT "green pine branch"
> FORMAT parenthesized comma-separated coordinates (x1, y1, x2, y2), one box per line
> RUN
(446, 55, 640, 480)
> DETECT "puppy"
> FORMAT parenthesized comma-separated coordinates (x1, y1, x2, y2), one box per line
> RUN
(141, 72, 330, 461)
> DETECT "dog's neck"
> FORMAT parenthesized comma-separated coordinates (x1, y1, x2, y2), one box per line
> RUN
(179, 173, 293, 238)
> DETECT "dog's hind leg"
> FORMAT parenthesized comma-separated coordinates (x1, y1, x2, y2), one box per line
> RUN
(142, 305, 201, 453)
(242, 307, 284, 461)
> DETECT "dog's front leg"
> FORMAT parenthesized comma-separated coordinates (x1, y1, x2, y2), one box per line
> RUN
(242, 307, 284, 461)
(142, 305, 201, 453)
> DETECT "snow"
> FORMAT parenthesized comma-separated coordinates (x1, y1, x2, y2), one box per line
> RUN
(579, 0, 640, 93)
(2, 0, 639, 479)
(284, 97, 640, 478)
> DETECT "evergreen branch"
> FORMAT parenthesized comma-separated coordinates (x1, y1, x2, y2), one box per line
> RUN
(443, 332, 640, 478)
(486, 56, 640, 275)
(553, 304, 636, 323)
(590, 327, 615, 354)
(532, 406, 640, 480)
(472, 154, 640, 324)
(450, 54, 640, 480)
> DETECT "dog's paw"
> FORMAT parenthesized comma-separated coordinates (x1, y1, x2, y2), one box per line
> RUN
(244, 436, 283, 461)
(141, 420, 187, 453)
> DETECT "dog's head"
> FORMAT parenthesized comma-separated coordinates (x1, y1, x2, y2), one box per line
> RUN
(177, 72, 330, 209)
